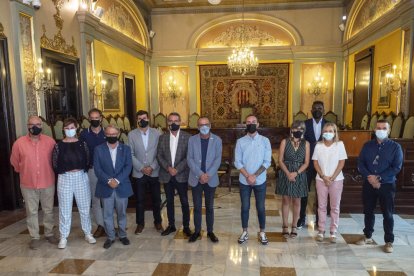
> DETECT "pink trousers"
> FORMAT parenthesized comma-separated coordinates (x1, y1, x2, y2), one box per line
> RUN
(316, 179, 344, 233)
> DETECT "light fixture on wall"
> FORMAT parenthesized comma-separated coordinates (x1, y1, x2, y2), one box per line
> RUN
(227, 0, 259, 76)
(307, 71, 328, 97)
(28, 58, 54, 114)
(89, 72, 105, 109)
(162, 75, 184, 110)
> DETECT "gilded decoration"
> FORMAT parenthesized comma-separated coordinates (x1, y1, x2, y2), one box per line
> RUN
(86, 41, 94, 108)
(0, 22, 4, 38)
(200, 64, 289, 127)
(19, 13, 37, 115)
(40, 0, 77, 57)
(400, 29, 410, 115)
(101, 2, 143, 44)
(300, 63, 334, 114)
(350, 0, 400, 37)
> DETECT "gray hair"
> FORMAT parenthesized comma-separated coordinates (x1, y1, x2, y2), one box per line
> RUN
(105, 124, 120, 134)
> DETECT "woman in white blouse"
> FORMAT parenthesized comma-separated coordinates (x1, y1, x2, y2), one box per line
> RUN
(312, 122, 347, 243)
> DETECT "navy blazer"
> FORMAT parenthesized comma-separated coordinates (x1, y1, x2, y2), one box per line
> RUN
(187, 133, 222, 188)
(94, 142, 133, 198)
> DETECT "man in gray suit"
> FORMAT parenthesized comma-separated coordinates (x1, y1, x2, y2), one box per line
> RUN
(128, 110, 163, 234)
(187, 116, 222, 243)
(157, 112, 192, 237)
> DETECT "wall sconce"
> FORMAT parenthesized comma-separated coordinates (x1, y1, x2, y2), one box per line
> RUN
(28, 58, 54, 115)
(89, 72, 105, 109)
(307, 71, 328, 97)
(162, 75, 184, 110)
(385, 65, 407, 94)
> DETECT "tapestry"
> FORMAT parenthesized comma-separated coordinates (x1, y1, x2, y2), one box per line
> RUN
(200, 64, 289, 127)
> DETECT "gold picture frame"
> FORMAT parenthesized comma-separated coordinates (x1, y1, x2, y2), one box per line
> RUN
(102, 71, 120, 111)
(378, 64, 391, 108)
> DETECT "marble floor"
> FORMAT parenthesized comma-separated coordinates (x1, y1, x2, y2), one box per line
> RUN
(0, 184, 413, 276)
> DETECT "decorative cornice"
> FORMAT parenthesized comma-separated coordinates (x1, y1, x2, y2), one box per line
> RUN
(40, 0, 77, 57)
(0, 22, 4, 38)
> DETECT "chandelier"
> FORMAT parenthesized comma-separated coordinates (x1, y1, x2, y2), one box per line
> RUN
(385, 65, 406, 94)
(162, 75, 185, 110)
(227, 0, 258, 76)
(307, 71, 328, 97)
(28, 58, 54, 115)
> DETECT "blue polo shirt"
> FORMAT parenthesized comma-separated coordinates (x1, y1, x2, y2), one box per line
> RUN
(79, 127, 106, 168)
(357, 138, 403, 184)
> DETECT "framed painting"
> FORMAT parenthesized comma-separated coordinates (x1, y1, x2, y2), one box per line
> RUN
(102, 71, 120, 111)
(378, 64, 391, 108)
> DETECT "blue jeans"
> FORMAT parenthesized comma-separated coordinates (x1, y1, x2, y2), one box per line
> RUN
(362, 182, 396, 243)
(164, 177, 190, 228)
(102, 190, 129, 240)
(192, 183, 216, 233)
(240, 183, 266, 229)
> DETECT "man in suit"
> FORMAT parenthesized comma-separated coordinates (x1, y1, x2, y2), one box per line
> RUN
(298, 100, 326, 229)
(187, 116, 222, 243)
(128, 110, 163, 235)
(94, 125, 133, 249)
(157, 112, 192, 237)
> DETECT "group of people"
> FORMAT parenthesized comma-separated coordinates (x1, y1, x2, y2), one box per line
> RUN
(10, 101, 403, 254)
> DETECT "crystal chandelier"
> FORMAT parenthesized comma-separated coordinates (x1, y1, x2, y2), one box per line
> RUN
(227, 0, 258, 76)
(28, 58, 54, 115)
(162, 75, 184, 110)
(307, 71, 328, 97)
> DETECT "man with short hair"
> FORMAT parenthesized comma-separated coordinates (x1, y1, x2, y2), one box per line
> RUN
(128, 110, 163, 234)
(235, 115, 271, 245)
(299, 101, 327, 229)
(94, 125, 133, 249)
(187, 116, 222, 243)
(356, 120, 403, 253)
(79, 108, 106, 238)
(10, 115, 58, 249)
(157, 112, 192, 237)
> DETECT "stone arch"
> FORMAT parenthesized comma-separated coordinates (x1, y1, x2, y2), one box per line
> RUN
(188, 13, 302, 49)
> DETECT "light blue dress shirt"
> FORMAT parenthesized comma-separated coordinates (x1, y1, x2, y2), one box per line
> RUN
(140, 129, 149, 150)
(312, 118, 322, 141)
(234, 133, 272, 185)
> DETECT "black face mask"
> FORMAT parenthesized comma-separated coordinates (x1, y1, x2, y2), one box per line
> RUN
(90, 119, 101, 128)
(169, 123, 180, 132)
(292, 131, 303, 139)
(312, 110, 323, 119)
(29, 126, 42, 136)
(106, 136, 118, 144)
(138, 120, 149, 128)
(246, 124, 257, 134)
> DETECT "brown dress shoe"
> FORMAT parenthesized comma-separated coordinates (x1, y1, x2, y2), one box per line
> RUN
(154, 223, 164, 233)
(135, 224, 144, 235)
(93, 225, 106, 238)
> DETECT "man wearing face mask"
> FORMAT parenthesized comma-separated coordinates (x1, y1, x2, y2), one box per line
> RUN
(94, 125, 133, 249)
(187, 117, 222, 243)
(157, 112, 192, 237)
(79, 108, 106, 238)
(10, 116, 58, 250)
(356, 120, 403, 253)
(299, 101, 327, 229)
(235, 115, 271, 245)
(128, 110, 163, 234)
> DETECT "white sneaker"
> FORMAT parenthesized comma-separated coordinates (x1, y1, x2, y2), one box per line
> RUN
(330, 232, 337, 243)
(259, 232, 269, 245)
(238, 231, 249, 244)
(316, 231, 324, 242)
(58, 238, 67, 249)
(85, 234, 96, 244)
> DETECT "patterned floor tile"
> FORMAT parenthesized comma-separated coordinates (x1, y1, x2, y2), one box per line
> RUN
(153, 263, 191, 276)
(260, 267, 296, 276)
(49, 259, 95, 274)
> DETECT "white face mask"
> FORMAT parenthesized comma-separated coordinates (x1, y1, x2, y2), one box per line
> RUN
(375, 129, 388, 140)
(322, 132, 335, 141)
(64, 129, 77, 138)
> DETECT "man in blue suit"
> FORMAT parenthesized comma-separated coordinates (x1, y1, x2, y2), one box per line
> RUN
(298, 101, 326, 229)
(187, 116, 222, 243)
(94, 125, 133, 249)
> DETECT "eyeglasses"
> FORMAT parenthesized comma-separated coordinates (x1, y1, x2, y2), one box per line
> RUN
(372, 155, 379, 165)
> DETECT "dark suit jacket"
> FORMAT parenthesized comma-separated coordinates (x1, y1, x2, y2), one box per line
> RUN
(94, 142, 133, 198)
(304, 118, 326, 170)
(157, 130, 191, 183)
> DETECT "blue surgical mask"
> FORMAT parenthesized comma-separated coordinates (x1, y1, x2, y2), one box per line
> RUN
(199, 125, 210, 135)
(322, 132, 335, 141)
(375, 129, 388, 140)
(64, 129, 77, 138)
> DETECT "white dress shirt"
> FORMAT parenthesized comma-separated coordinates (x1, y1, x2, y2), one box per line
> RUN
(170, 130, 180, 167)
(140, 129, 149, 150)
(312, 118, 322, 141)
(108, 143, 118, 169)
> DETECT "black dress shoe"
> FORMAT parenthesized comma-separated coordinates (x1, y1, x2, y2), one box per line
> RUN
(161, 225, 176, 236)
(103, 239, 114, 249)
(188, 232, 200, 243)
(207, 232, 219, 243)
(183, 227, 193, 237)
(119, 237, 130, 245)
